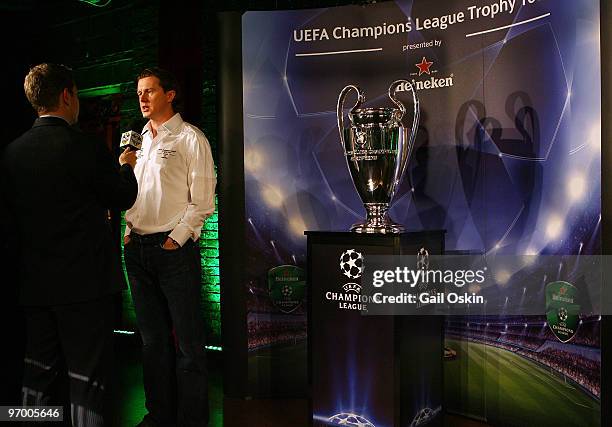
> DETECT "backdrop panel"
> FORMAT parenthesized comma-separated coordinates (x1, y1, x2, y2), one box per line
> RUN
(240, 1, 601, 424)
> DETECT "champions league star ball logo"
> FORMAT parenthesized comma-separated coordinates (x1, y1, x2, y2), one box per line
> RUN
(416, 247, 429, 270)
(416, 246, 429, 285)
(558, 307, 568, 322)
(281, 284, 293, 298)
(327, 412, 375, 427)
(327, 250, 367, 312)
(416, 247, 429, 292)
(339, 249, 364, 279)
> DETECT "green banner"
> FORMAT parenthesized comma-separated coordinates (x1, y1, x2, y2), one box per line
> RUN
(545, 281, 580, 343)
(268, 265, 306, 314)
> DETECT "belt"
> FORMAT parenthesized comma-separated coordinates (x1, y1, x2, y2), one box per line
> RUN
(128, 231, 171, 245)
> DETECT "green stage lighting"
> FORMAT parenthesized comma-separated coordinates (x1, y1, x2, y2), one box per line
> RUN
(78, 0, 112, 7)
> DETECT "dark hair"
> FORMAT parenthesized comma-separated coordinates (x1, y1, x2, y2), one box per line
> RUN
(136, 67, 182, 111)
(23, 63, 75, 113)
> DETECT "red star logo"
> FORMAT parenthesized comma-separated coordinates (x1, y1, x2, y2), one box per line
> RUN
(415, 57, 433, 76)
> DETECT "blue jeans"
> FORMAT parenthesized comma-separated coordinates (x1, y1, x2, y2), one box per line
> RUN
(124, 233, 208, 427)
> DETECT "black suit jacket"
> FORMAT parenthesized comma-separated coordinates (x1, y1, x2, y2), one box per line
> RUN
(2, 117, 138, 306)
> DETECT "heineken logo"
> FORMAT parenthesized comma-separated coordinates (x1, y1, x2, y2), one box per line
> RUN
(268, 265, 306, 314)
(396, 58, 455, 93)
(415, 56, 433, 76)
(545, 281, 580, 343)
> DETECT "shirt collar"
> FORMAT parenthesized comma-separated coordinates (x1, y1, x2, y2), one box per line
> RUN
(39, 114, 70, 124)
(142, 113, 183, 136)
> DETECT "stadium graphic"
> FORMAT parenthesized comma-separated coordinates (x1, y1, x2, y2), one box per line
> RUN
(445, 315, 601, 425)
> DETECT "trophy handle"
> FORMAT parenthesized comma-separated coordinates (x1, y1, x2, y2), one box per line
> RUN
(388, 79, 419, 152)
(388, 79, 419, 127)
(337, 85, 365, 149)
(388, 80, 420, 189)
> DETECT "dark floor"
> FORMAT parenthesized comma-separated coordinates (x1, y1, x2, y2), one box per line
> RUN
(110, 335, 488, 427)
(108, 334, 223, 426)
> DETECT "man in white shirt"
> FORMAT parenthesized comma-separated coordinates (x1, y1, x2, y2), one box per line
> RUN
(123, 67, 216, 427)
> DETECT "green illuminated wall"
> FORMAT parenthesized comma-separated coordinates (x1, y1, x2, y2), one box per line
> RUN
(200, 198, 221, 340)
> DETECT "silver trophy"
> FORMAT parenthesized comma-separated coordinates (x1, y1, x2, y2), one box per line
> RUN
(337, 80, 419, 233)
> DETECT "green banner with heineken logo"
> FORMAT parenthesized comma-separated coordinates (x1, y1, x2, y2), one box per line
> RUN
(546, 281, 580, 343)
(268, 265, 306, 314)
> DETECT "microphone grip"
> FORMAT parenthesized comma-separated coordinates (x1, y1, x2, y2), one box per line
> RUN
(120, 131, 143, 151)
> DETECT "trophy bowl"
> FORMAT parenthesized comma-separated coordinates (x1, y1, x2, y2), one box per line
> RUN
(337, 80, 419, 233)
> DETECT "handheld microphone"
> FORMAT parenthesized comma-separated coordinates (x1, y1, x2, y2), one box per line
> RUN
(120, 130, 143, 151)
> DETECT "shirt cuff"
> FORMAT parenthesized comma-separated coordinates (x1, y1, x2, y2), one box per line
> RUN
(169, 224, 192, 247)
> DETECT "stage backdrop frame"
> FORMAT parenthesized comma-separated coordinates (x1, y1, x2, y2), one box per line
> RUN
(599, 0, 611, 423)
(219, 4, 611, 425)
(218, 10, 249, 399)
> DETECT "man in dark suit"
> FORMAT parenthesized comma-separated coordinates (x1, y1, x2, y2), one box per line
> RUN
(2, 63, 138, 426)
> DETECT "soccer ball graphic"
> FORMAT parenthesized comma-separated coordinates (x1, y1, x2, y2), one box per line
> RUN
(328, 412, 375, 427)
(339, 249, 364, 279)
(558, 307, 568, 322)
(281, 284, 293, 298)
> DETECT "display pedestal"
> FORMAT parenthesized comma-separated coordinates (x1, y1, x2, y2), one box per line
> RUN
(307, 231, 445, 427)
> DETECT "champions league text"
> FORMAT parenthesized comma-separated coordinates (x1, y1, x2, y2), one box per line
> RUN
(293, 0, 538, 42)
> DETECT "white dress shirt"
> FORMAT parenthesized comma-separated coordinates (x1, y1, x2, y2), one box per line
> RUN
(124, 113, 216, 246)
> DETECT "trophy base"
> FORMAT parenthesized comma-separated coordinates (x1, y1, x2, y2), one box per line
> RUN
(351, 222, 405, 234)
(350, 203, 404, 234)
